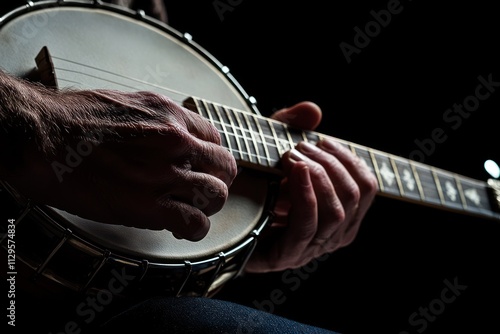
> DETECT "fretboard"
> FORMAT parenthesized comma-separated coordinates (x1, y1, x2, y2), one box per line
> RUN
(183, 97, 500, 222)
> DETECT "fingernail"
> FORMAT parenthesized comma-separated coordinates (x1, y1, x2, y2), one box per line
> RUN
(289, 148, 308, 162)
(318, 139, 340, 151)
(299, 165, 311, 186)
(298, 141, 321, 154)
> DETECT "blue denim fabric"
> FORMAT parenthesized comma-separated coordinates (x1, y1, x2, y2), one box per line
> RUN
(99, 296, 340, 334)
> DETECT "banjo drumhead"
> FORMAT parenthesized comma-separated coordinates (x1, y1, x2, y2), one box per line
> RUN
(0, 3, 270, 262)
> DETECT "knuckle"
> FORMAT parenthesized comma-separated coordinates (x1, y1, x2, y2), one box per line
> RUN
(330, 202, 346, 223)
(345, 184, 361, 207)
(363, 173, 379, 195)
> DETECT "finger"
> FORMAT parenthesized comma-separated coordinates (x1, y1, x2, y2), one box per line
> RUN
(317, 139, 379, 239)
(162, 170, 229, 217)
(296, 141, 361, 218)
(189, 139, 237, 187)
(178, 107, 221, 145)
(134, 91, 222, 145)
(317, 139, 378, 195)
(268, 162, 318, 270)
(282, 149, 345, 241)
(270, 101, 322, 130)
(146, 199, 211, 241)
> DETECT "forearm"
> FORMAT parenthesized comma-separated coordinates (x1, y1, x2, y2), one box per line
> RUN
(0, 70, 106, 178)
(0, 70, 56, 176)
(0, 69, 180, 180)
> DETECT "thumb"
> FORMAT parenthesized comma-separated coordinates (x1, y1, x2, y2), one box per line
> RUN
(270, 101, 322, 130)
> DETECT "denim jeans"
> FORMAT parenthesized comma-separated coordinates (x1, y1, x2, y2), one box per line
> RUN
(98, 296, 340, 334)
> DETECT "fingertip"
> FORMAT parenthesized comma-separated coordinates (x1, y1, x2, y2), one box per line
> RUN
(167, 204, 211, 242)
(271, 101, 322, 130)
(293, 162, 312, 187)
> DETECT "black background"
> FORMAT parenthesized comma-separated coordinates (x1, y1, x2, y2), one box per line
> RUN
(2, 1, 499, 333)
(165, 1, 500, 333)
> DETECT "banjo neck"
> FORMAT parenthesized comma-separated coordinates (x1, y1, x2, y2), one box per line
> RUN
(183, 96, 500, 222)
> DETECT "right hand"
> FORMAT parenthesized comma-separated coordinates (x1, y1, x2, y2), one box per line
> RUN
(4, 89, 237, 241)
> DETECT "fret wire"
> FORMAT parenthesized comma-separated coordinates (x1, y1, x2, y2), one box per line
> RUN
(204, 100, 235, 158)
(454, 175, 468, 210)
(368, 149, 384, 192)
(431, 168, 445, 205)
(267, 119, 284, 157)
(251, 114, 274, 166)
(301, 130, 309, 142)
(199, 99, 216, 127)
(409, 161, 425, 201)
(350, 143, 357, 155)
(283, 124, 295, 149)
(230, 107, 256, 164)
(215, 110, 284, 159)
(221, 105, 246, 162)
(223, 133, 266, 162)
(209, 116, 283, 155)
(188, 98, 497, 220)
(390, 156, 405, 196)
(241, 112, 263, 166)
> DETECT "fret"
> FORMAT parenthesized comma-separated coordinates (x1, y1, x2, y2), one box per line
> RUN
(352, 146, 376, 176)
(198, 100, 230, 151)
(250, 115, 273, 166)
(371, 151, 400, 196)
(460, 178, 492, 216)
(455, 176, 468, 210)
(434, 171, 464, 210)
(287, 126, 305, 147)
(431, 168, 446, 205)
(257, 117, 280, 165)
(270, 121, 294, 154)
(390, 157, 405, 196)
(335, 139, 352, 151)
(369, 149, 384, 192)
(226, 106, 253, 163)
(413, 166, 441, 205)
(305, 131, 321, 144)
(210, 103, 240, 160)
(393, 158, 421, 200)
(410, 162, 425, 201)
(219, 105, 247, 162)
(240, 112, 264, 166)
(183, 97, 500, 222)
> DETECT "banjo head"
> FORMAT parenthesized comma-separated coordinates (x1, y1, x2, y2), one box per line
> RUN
(0, 1, 275, 296)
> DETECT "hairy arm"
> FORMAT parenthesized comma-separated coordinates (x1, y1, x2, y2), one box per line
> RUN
(0, 69, 236, 241)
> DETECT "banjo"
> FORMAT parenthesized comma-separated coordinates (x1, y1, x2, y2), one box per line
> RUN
(1, 1, 499, 302)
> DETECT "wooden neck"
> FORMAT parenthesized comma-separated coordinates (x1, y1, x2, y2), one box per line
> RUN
(183, 96, 500, 222)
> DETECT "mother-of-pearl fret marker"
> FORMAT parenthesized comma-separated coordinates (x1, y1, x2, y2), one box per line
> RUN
(402, 169, 416, 191)
(464, 188, 481, 206)
(379, 162, 396, 186)
(183, 96, 500, 222)
(445, 181, 458, 202)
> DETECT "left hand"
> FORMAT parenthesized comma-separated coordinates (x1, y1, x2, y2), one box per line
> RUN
(245, 102, 378, 273)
